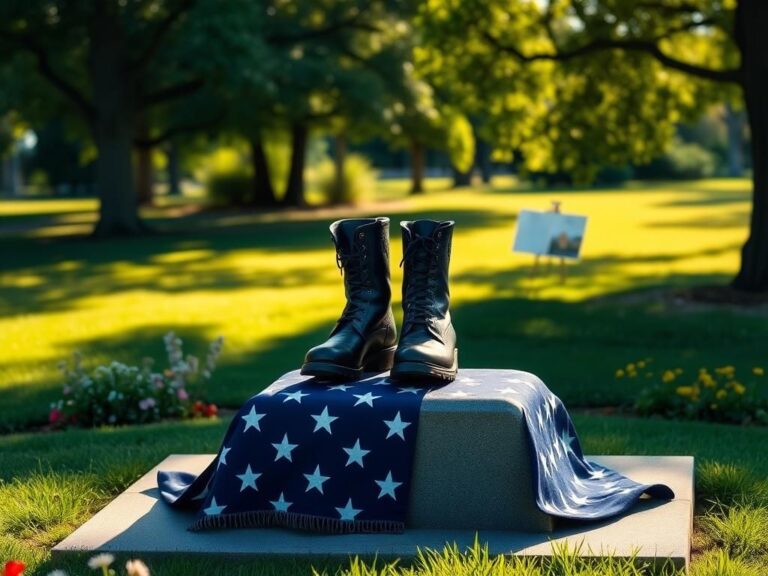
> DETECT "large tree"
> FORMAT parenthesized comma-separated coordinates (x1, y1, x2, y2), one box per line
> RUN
(0, 0, 263, 236)
(421, 0, 767, 291)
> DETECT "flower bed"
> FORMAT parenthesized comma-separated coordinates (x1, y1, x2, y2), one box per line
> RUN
(49, 332, 223, 428)
(620, 360, 767, 425)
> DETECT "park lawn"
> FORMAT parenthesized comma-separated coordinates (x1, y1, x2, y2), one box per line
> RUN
(1, 178, 765, 431)
(1, 414, 767, 574)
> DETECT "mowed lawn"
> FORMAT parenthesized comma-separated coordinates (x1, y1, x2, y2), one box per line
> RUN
(0, 178, 763, 431)
(2, 178, 768, 574)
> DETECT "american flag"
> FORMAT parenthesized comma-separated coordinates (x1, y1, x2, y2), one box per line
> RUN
(159, 371, 434, 533)
(159, 369, 674, 532)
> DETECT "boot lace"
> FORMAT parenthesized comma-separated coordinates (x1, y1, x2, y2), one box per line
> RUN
(334, 237, 369, 325)
(400, 234, 438, 329)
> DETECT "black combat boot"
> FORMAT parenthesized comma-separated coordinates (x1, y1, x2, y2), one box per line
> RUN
(391, 220, 458, 382)
(301, 217, 398, 380)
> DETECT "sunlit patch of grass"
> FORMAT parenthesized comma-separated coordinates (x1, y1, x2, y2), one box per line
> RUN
(691, 550, 763, 576)
(323, 538, 682, 576)
(700, 505, 768, 559)
(0, 473, 107, 549)
(696, 462, 768, 506)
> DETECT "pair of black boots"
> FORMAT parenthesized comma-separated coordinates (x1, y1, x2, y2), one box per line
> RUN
(301, 217, 457, 383)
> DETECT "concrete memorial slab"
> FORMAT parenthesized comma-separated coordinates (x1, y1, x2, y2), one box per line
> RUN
(54, 454, 693, 568)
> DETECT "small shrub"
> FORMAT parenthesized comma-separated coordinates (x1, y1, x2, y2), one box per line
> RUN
(636, 141, 717, 180)
(315, 154, 377, 205)
(621, 360, 768, 425)
(49, 332, 223, 428)
(201, 147, 252, 206)
(701, 505, 768, 558)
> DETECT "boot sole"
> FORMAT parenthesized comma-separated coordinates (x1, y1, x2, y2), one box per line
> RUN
(390, 349, 458, 383)
(301, 345, 397, 381)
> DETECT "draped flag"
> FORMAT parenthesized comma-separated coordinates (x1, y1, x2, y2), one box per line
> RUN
(158, 368, 674, 533)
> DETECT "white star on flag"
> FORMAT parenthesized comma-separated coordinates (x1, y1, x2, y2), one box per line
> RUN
(335, 498, 362, 521)
(590, 468, 607, 479)
(327, 384, 352, 392)
(236, 464, 261, 492)
(217, 446, 231, 468)
(272, 433, 298, 462)
(242, 406, 265, 432)
(397, 387, 421, 394)
(270, 492, 292, 512)
(304, 465, 330, 494)
(311, 406, 338, 434)
(560, 428, 576, 451)
(353, 392, 381, 407)
(203, 497, 226, 515)
(280, 390, 309, 403)
(383, 411, 411, 440)
(375, 471, 402, 500)
(343, 438, 370, 467)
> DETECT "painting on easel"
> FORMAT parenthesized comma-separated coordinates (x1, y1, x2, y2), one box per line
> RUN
(512, 209, 587, 260)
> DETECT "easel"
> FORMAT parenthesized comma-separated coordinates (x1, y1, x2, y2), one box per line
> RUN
(529, 201, 568, 284)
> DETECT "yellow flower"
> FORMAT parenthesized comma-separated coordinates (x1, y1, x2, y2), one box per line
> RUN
(615, 369, 625, 378)
(715, 366, 735, 376)
(637, 361, 646, 369)
(698, 373, 716, 388)
(732, 382, 746, 395)
(626, 363, 636, 372)
(754, 367, 765, 377)
(676, 386, 696, 398)
(716, 389, 727, 400)
(662, 370, 676, 383)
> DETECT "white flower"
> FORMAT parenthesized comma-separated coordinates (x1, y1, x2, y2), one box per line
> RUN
(125, 559, 150, 576)
(47, 570, 68, 576)
(87, 553, 115, 570)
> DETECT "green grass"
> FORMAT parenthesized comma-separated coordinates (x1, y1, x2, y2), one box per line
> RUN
(1, 177, 767, 574)
(1, 177, 764, 431)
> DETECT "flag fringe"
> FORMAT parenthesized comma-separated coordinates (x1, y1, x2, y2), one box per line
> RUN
(189, 510, 405, 534)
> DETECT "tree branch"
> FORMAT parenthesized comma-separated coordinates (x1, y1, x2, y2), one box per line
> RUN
(141, 77, 205, 109)
(133, 109, 225, 148)
(130, 0, 196, 71)
(483, 32, 742, 84)
(0, 30, 95, 119)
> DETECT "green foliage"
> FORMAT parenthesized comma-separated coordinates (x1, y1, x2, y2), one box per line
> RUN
(50, 333, 223, 428)
(691, 550, 763, 576)
(446, 114, 475, 174)
(314, 154, 377, 206)
(199, 146, 253, 207)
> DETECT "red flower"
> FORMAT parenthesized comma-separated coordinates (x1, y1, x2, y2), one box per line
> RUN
(48, 408, 61, 424)
(192, 400, 205, 414)
(4, 560, 25, 576)
(204, 403, 218, 417)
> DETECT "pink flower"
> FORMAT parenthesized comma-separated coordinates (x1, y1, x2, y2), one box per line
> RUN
(49, 408, 61, 424)
(176, 388, 189, 401)
(138, 398, 157, 411)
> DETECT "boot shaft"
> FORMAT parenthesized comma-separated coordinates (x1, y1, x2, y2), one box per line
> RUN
(399, 220, 454, 331)
(329, 218, 392, 332)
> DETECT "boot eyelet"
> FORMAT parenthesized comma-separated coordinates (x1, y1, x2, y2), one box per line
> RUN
(358, 232, 365, 240)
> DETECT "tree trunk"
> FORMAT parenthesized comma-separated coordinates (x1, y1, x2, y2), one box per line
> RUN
(477, 138, 492, 184)
(332, 132, 348, 204)
(135, 114, 154, 205)
(283, 122, 308, 207)
(89, 2, 143, 236)
(410, 141, 425, 195)
(165, 142, 181, 196)
(732, 0, 768, 291)
(452, 165, 472, 188)
(725, 102, 746, 177)
(249, 136, 277, 207)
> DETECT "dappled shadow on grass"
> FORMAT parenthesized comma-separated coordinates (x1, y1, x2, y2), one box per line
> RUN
(0, 205, 511, 319)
